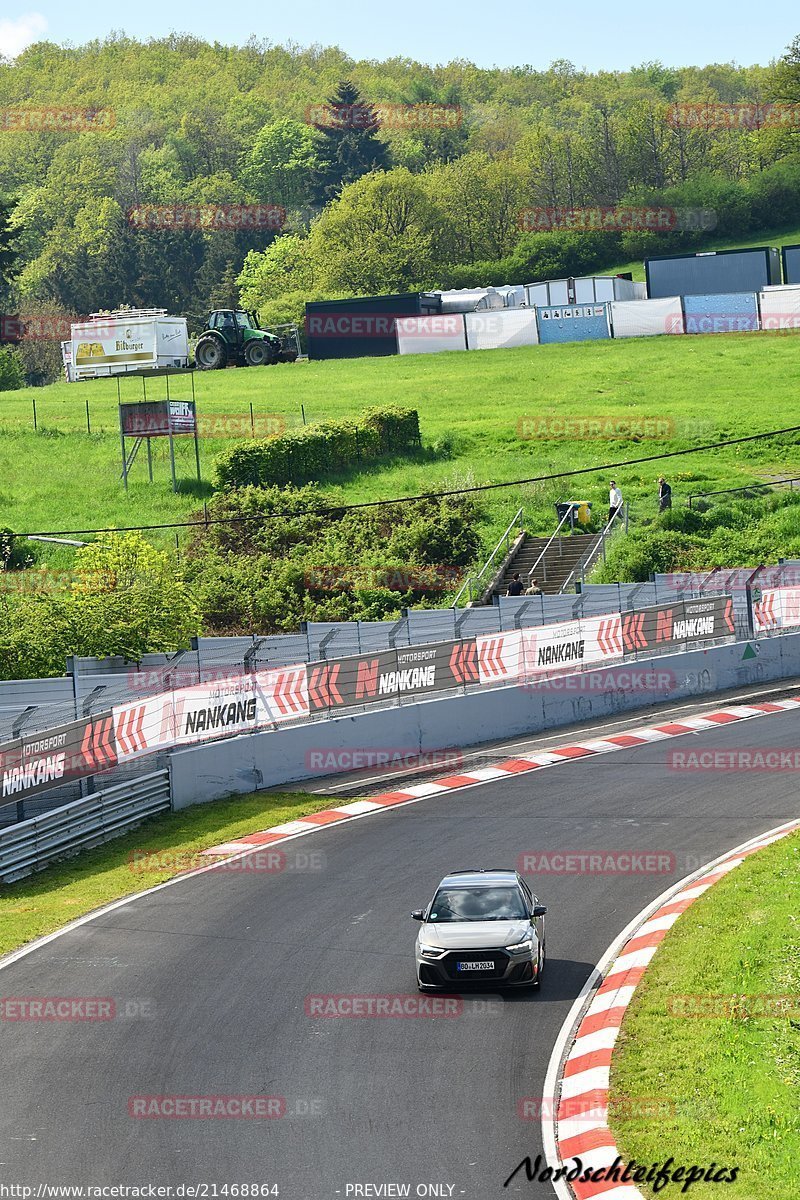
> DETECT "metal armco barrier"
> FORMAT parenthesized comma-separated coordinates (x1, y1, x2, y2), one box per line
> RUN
(0, 769, 170, 882)
(0, 597, 738, 811)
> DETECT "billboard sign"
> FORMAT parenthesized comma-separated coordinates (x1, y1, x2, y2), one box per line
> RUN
(73, 319, 157, 368)
(119, 400, 197, 437)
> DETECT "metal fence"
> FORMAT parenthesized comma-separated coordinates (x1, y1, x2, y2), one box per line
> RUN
(0, 769, 171, 883)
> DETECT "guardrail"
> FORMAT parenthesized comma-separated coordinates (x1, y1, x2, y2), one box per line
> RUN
(453, 507, 523, 607)
(0, 769, 170, 883)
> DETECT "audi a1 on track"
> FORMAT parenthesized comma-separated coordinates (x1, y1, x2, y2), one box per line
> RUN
(412, 869, 546, 990)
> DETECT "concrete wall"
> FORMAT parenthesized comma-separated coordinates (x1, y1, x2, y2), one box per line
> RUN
(169, 634, 799, 809)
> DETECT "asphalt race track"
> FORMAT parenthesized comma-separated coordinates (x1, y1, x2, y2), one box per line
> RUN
(2, 703, 799, 1199)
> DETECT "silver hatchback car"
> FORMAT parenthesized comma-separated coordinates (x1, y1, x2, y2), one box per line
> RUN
(412, 868, 546, 990)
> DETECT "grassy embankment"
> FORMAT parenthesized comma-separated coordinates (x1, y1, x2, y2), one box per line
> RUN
(610, 829, 800, 1198)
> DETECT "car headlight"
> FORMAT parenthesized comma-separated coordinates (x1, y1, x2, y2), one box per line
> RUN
(507, 938, 534, 953)
(418, 943, 444, 958)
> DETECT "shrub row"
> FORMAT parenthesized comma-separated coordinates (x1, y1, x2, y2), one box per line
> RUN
(214, 406, 421, 490)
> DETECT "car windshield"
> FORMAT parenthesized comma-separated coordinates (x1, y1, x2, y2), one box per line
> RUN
(428, 886, 528, 922)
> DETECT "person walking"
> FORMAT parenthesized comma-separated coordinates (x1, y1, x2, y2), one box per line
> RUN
(608, 480, 623, 525)
(658, 476, 672, 512)
(525, 577, 542, 596)
(507, 572, 524, 597)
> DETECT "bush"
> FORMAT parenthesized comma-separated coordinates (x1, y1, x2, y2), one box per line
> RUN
(0, 527, 35, 569)
(214, 406, 421, 490)
(183, 483, 483, 633)
(0, 348, 24, 392)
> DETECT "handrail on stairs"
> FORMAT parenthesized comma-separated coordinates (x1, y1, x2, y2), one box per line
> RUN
(453, 507, 523, 607)
(523, 502, 581, 588)
(559, 502, 629, 593)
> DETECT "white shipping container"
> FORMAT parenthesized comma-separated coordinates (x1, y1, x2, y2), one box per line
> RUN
(69, 310, 189, 379)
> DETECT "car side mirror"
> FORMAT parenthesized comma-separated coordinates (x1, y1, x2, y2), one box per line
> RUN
(532, 905, 547, 917)
(411, 909, 424, 921)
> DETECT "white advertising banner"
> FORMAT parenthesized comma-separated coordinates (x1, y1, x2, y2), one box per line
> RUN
(465, 310, 539, 351)
(610, 297, 684, 338)
(754, 587, 800, 631)
(758, 286, 800, 331)
(476, 614, 623, 688)
(395, 315, 467, 355)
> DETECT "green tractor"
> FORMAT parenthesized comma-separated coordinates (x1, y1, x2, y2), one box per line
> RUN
(194, 309, 284, 370)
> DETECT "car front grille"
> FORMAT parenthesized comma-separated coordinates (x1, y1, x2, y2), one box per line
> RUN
(441, 950, 510, 980)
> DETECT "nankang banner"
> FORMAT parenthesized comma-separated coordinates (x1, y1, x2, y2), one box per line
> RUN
(621, 596, 735, 653)
(0, 712, 118, 802)
(305, 640, 480, 712)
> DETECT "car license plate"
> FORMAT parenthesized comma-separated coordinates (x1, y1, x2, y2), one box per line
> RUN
(457, 960, 493, 972)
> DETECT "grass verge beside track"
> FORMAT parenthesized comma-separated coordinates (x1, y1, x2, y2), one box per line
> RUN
(610, 830, 800, 1198)
(0, 789, 348, 960)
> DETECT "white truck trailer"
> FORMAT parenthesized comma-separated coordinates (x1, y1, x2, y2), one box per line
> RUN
(66, 309, 189, 380)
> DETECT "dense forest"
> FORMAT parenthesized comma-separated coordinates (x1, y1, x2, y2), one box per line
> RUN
(1, 34, 800, 374)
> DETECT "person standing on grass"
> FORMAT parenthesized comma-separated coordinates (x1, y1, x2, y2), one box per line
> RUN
(658, 476, 672, 512)
(608, 480, 623, 525)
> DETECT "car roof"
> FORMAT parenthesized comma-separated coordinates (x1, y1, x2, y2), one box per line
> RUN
(437, 869, 521, 888)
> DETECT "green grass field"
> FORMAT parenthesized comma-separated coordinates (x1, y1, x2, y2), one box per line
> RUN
(610, 831, 800, 1198)
(3, 329, 800, 573)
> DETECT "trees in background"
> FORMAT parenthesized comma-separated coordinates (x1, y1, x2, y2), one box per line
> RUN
(1, 36, 800, 354)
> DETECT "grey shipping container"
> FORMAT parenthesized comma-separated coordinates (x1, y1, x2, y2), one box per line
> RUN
(305, 292, 441, 360)
(782, 245, 800, 285)
(526, 275, 634, 307)
(645, 247, 781, 299)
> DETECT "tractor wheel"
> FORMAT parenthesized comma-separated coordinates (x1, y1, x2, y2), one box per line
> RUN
(244, 340, 271, 367)
(195, 335, 227, 370)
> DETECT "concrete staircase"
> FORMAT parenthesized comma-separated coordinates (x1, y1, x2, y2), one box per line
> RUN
(493, 532, 601, 599)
